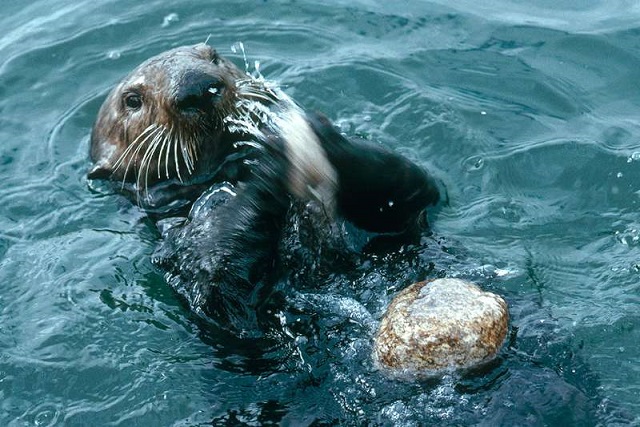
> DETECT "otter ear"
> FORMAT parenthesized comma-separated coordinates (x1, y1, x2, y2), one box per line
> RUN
(87, 162, 112, 180)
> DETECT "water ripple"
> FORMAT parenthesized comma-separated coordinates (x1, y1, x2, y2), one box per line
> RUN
(2, 0, 640, 424)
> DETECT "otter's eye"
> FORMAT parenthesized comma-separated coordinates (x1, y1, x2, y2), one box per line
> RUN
(123, 92, 143, 110)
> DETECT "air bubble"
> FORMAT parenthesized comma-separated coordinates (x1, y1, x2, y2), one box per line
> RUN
(463, 156, 484, 172)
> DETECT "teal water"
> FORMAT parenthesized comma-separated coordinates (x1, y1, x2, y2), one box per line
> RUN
(1, 0, 640, 425)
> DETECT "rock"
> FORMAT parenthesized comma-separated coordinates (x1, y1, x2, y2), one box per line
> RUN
(374, 278, 508, 375)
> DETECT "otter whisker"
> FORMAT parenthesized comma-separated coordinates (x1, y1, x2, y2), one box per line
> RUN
(112, 124, 157, 174)
(187, 131, 199, 172)
(116, 125, 161, 190)
(164, 125, 173, 179)
(173, 129, 184, 183)
(237, 86, 280, 103)
(155, 128, 170, 180)
(191, 125, 202, 162)
(140, 125, 166, 196)
(189, 134, 197, 170)
(183, 141, 194, 175)
(136, 126, 162, 185)
(189, 137, 198, 166)
(121, 125, 159, 171)
(237, 82, 279, 96)
(178, 128, 194, 176)
(184, 129, 195, 173)
(235, 78, 281, 102)
(235, 77, 277, 88)
(241, 91, 278, 104)
(176, 128, 186, 176)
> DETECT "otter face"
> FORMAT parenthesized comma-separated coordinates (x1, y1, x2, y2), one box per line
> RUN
(88, 44, 247, 190)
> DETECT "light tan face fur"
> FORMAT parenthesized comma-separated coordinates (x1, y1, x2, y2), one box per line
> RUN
(88, 44, 246, 187)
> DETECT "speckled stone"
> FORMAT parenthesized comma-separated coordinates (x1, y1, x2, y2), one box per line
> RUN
(374, 278, 509, 375)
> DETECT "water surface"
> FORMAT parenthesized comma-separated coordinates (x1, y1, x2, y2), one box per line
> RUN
(1, 0, 639, 425)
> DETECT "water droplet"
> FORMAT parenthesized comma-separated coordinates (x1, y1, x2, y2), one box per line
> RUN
(494, 268, 510, 277)
(464, 156, 484, 172)
(231, 42, 250, 72)
(614, 228, 636, 246)
(161, 13, 179, 28)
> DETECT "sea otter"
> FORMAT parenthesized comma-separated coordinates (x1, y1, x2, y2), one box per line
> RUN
(88, 43, 440, 327)
(85, 45, 636, 423)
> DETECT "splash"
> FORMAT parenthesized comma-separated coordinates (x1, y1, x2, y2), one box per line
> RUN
(224, 47, 337, 210)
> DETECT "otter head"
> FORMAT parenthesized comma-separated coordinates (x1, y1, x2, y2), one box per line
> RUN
(88, 44, 248, 192)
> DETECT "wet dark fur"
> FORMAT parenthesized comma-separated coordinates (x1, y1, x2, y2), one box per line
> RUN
(89, 44, 440, 328)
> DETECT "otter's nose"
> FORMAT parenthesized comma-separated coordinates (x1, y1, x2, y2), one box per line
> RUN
(175, 70, 225, 113)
